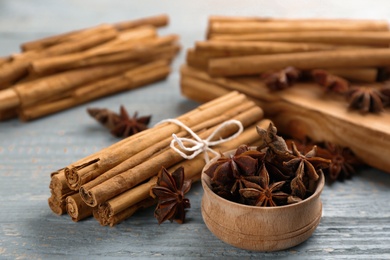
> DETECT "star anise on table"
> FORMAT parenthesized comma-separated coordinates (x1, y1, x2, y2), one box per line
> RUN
(151, 166, 192, 224)
(87, 105, 151, 138)
(261, 66, 302, 91)
(239, 165, 289, 207)
(315, 142, 362, 183)
(284, 142, 330, 199)
(347, 86, 388, 113)
(311, 69, 350, 94)
(111, 106, 151, 137)
(87, 107, 120, 130)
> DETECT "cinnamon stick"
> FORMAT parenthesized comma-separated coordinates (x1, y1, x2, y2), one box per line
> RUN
(66, 193, 94, 222)
(209, 31, 390, 47)
(85, 104, 263, 207)
(21, 14, 168, 52)
(209, 20, 390, 35)
(195, 40, 351, 56)
(0, 62, 136, 111)
(79, 101, 260, 206)
(30, 35, 179, 74)
(327, 68, 378, 83)
(113, 14, 169, 31)
(48, 169, 77, 215)
(208, 48, 390, 77)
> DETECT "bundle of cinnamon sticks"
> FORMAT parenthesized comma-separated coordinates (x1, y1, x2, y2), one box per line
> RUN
(0, 14, 179, 121)
(48, 91, 272, 226)
(181, 16, 390, 174)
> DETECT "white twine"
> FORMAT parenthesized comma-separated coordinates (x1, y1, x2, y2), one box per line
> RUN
(156, 119, 244, 163)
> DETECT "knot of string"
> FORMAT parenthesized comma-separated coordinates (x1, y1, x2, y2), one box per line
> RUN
(157, 119, 244, 163)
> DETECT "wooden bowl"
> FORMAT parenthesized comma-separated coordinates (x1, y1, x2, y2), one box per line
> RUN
(201, 150, 325, 252)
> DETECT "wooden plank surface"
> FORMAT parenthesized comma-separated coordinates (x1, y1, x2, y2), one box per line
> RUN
(0, 0, 390, 259)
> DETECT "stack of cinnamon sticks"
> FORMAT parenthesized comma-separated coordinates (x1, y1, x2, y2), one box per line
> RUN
(180, 16, 390, 175)
(48, 91, 272, 226)
(186, 16, 390, 81)
(0, 14, 179, 121)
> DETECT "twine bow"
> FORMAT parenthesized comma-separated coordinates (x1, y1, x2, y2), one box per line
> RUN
(157, 119, 244, 163)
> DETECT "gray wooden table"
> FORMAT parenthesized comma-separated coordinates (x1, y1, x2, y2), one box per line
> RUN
(1, 1, 390, 259)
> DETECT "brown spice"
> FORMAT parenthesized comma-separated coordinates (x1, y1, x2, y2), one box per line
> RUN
(151, 166, 192, 224)
(311, 69, 350, 94)
(261, 66, 301, 91)
(88, 105, 151, 137)
(347, 85, 388, 113)
(205, 123, 330, 207)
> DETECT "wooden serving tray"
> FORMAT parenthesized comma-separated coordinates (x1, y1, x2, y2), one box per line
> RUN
(180, 65, 390, 173)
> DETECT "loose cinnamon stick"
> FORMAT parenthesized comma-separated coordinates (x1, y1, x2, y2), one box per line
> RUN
(208, 48, 390, 77)
(209, 20, 390, 35)
(64, 92, 248, 190)
(21, 14, 168, 52)
(0, 62, 136, 111)
(85, 104, 263, 207)
(195, 40, 351, 57)
(30, 35, 179, 74)
(113, 14, 169, 31)
(66, 193, 94, 222)
(79, 101, 260, 206)
(21, 24, 114, 52)
(19, 60, 171, 121)
(209, 31, 390, 47)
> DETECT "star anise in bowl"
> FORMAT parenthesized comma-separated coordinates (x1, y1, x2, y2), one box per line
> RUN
(200, 123, 329, 251)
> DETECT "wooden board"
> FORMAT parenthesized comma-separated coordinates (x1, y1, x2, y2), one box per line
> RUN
(180, 65, 390, 173)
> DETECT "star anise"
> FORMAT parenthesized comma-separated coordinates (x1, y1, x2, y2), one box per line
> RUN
(347, 86, 388, 113)
(261, 66, 301, 91)
(284, 142, 330, 198)
(311, 69, 350, 94)
(256, 123, 291, 159)
(88, 105, 151, 138)
(316, 142, 362, 182)
(204, 145, 265, 198)
(151, 166, 191, 224)
(239, 164, 288, 207)
(87, 107, 121, 130)
(110, 106, 151, 137)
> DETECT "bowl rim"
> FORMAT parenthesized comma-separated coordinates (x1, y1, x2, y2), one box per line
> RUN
(201, 148, 325, 211)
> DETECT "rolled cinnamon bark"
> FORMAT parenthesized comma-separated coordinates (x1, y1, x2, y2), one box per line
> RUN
(30, 32, 178, 74)
(66, 193, 94, 222)
(195, 40, 348, 56)
(327, 68, 378, 83)
(1, 62, 136, 111)
(21, 14, 168, 52)
(209, 20, 390, 35)
(48, 169, 77, 215)
(209, 31, 390, 47)
(113, 14, 169, 31)
(208, 48, 390, 77)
